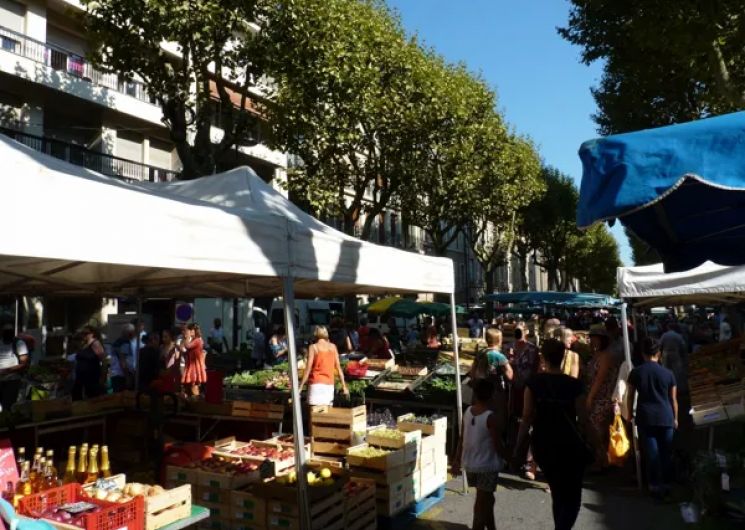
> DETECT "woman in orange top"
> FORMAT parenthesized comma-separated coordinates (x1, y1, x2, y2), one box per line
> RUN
(300, 326, 349, 406)
(178, 323, 207, 397)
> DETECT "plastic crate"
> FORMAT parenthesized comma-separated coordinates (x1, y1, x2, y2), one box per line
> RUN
(19, 483, 144, 530)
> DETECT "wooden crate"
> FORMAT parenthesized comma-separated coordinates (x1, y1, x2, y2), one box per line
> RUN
(367, 426, 420, 449)
(397, 413, 448, 438)
(349, 462, 416, 486)
(395, 365, 428, 377)
(266, 491, 345, 530)
(312, 440, 350, 457)
(250, 402, 286, 420)
(231, 487, 266, 526)
(83, 474, 191, 530)
(197, 468, 259, 490)
(165, 465, 198, 487)
(344, 478, 376, 526)
(310, 405, 366, 426)
(346, 444, 404, 471)
(211, 437, 307, 474)
(364, 358, 395, 371)
(188, 400, 252, 416)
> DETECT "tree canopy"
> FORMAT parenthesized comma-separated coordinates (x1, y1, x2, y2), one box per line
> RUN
(82, 0, 261, 178)
(559, 1, 745, 135)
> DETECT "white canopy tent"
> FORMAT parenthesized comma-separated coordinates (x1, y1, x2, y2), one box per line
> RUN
(0, 135, 462, 528)
(618, 261, 745, 307)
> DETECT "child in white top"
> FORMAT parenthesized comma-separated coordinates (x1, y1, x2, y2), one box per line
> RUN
(453, 378, 505, 530)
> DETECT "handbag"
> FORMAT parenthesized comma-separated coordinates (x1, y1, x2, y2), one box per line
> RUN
(607, 413, 630, 466)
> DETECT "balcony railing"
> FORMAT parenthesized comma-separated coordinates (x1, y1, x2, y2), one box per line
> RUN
(0, 126, 179, 182)
(0, 25, 152, 104)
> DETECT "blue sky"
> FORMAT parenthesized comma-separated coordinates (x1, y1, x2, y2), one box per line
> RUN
(386, 0, 632, 265)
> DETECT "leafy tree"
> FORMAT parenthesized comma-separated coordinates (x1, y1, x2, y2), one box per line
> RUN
(625, 227, 662, 266)
(254, 0, 422, 238)
(82, 0, 260, 179)
(565, 224, 622, 294)
(398, 57, 500, 256)
(559, 1, 745, 135)
(521, 167, 580, 290)
(466, 134, 543, 317)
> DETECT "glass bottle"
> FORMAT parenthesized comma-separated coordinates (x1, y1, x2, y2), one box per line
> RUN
(2, 481, 14, 504)
(43, 458, 57, 491)
(85, 449, 99, 484)
(63, 446, 77, 484)
(32, 457, 46, 493)
(15, 461, 31, 498)
(28, 454, 41, 491)
(15, 447, 25, 476)
(100, 446, 111, 479)
(76, 446, 88, 484)
(45, 450, 57, 481)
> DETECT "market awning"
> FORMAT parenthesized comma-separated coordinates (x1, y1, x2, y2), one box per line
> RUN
(0, 135, 454, 298)
(618, 261, 745, 307)
(484, 291, 619, 307)
(577, 111, 745, 273)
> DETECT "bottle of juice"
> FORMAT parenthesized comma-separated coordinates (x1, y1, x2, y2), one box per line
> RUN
(15, 461, 31, 498)
(62, 446, 77, 484)
(100, 446, 111, 479)
(85, 449, 99, 484)
(76, 446, 88, 484)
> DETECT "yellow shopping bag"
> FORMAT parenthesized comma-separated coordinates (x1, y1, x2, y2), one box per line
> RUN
(607, 413, 630, 466)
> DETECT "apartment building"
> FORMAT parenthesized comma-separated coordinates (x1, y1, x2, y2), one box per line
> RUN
(0, 0, 287, 183)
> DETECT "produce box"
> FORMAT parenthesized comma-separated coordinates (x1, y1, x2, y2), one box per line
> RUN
(310, 405, 366, 426)
(349, 461, 416, 486)
(376, 487, 407, 517)
(343, 479, 376, 523)
(30, 397, 72, 422)
(364, 358, 395, 371)
(211, 437, 307, 475)
(691, 402, 728, 426)
(231, 487, 266, 526)
(197, 467, 259, 490)
(165, 466, 198, 488)
(397, 413, 448, 439)
(250, 402, 286, 420)
(187, 400, 253, 417)
(84, 474, 191, 530)
(366, 426, 422, 463)
(346, 444, 404, 471)
(265, 490, 344, 530)
(19, 483, 144, 530)
(395, 365, 428, 377)
(195, 486, 231, 513)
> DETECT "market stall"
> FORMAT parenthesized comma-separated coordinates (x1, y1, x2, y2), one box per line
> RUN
(0, 135, 460, 529)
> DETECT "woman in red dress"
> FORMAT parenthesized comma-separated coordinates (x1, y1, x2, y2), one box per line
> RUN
(179, 323, 207, 397)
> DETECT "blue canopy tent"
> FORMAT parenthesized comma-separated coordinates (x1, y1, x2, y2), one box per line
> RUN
(484, 291, 619, 308)
(578, 111, 745, 273)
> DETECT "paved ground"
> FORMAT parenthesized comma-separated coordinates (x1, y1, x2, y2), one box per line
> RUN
(412, 470, 733, 530)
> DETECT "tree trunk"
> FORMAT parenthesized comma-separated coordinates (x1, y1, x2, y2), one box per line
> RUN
(484, 269, 495, 323)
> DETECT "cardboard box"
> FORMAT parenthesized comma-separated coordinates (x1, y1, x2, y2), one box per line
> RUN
(165, 465, 198, 487)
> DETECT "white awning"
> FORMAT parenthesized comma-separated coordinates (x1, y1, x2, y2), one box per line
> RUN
(617, 261, 745, 306)
(0, 135, 454, 298)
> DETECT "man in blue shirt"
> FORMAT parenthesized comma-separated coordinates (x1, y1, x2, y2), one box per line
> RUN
(627, 337, 678, 498)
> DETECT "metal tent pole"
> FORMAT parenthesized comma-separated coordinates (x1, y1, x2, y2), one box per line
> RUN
(282, 276, 310, 529)
(621, 302, 643, 492)
(450, 292, 468, 493)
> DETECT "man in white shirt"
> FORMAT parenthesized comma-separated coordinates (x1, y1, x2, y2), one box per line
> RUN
(0, 324, 29, 412)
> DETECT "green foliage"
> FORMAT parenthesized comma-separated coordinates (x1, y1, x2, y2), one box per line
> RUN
(520, 167, 580, 290)
(566, 224, 622, 294)
(254, 0, 420, 236)
(625, 227, 662, 266)
(81, 0, 260, 178)
(559, 1, 745, 135)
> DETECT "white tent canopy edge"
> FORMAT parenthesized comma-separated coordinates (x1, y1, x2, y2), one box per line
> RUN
(0, 135, 462, 528)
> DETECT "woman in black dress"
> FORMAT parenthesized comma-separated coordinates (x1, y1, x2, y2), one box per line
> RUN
(72, 326, 105, 400)
(515, 339, 596, 530)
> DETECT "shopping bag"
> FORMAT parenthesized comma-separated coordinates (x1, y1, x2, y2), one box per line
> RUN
(607, 413, 630, 466)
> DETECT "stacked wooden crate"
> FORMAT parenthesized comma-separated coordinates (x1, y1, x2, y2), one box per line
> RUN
(310, 405, 367, 459)
(397, 414, 448, 502)
(344, 478, 377, 530)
